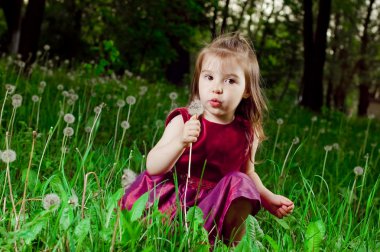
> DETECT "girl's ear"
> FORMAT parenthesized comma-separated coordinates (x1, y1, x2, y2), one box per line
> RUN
(243, 92, 250, 99)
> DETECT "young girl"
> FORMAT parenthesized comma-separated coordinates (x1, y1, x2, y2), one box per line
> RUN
(120, 33, 294, 243)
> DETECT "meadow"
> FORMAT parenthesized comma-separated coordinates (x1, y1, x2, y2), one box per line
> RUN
(0, 54, 379, 251)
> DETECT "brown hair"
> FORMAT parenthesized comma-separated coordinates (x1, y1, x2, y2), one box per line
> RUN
(190, 32, 267, 142)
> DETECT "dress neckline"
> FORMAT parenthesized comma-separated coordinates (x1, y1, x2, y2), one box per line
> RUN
(201, 115, 236, 126)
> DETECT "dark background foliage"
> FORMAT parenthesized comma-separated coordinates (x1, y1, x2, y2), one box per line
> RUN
(0, 0, 379, 116)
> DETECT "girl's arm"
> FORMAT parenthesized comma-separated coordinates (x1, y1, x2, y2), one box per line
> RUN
(246, 135, 294, 218)
(146, 114, 200, 175)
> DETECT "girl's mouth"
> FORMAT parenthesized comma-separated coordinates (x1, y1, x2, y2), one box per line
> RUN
(209, 99, 222, 108)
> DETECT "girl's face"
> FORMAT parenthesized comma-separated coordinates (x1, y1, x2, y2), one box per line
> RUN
(198, 53, 249, 124)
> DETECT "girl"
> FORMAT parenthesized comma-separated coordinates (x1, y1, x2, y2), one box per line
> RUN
(120, 33, 294, 243)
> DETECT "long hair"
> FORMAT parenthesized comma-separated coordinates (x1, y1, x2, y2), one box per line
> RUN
(190, 32, 267, 142)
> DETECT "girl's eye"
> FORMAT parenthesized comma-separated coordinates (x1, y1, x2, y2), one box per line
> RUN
(205, 74, 213, 81)
(225, 78, 236, 85)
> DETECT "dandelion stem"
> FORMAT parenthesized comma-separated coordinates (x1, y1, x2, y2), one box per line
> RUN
(280, 142, 294, 177)
(271, 125, 281, 161)
(113, 107, 122, 149)
(35, 99, 42, 131)
(17, 131, 37, 230)
(320, 150, 329, 194)
(355, 155, 369, 215)
(0, 90, 9, 130)
(4, 132, 17, 221)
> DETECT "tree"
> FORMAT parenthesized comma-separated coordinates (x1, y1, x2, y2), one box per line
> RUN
(0, 0, 22, 54)
(300, 0, 332, 112)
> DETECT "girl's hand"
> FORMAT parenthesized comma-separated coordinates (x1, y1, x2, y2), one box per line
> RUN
(181, 114, 201, 147)
(261, 193, 294, 219)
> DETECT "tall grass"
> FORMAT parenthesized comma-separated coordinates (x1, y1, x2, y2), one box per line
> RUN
(0, 56, 379, 251)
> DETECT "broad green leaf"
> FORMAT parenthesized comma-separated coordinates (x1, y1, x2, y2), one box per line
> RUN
(186, 206, 204, 226)
(74, 218, 90, 243)
(17, 220, 46, 245)
(305, 220, 326, 252)
(60, 207, 74, 231)
(274, 217, 290, 230)
(130, 191, 149, 222)
(265, 234, 279, 252)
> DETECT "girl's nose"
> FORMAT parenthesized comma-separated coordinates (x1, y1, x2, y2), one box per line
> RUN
(212, 84, 223, 94)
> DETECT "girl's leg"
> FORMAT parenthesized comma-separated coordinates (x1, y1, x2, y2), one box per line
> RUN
(222, 197, 253, 243)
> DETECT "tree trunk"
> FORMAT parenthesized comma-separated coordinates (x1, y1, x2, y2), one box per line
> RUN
(301, 0, 331, 112)
(165, 38, 190, 86)
(220, 0, 230, 34)
(211, 0, 219, 39)
(357, 0, 375, 116)
(0, 0, 23, 54)
(18, 0, 46, 63)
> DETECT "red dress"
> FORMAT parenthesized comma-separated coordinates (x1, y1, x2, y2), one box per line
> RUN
(120, 108, 261, 240)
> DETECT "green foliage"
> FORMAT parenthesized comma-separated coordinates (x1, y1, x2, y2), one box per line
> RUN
(235, 215, 265, 252)
(304, 220, 326, 252)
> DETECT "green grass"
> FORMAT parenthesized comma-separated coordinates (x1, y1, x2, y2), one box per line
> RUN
(0, 57, 379, 251)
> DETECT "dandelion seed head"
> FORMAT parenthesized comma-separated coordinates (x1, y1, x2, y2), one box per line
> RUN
(139, 86, 148, 96)
(12, 98, 22, 108)
(18, 61, 25, 68)
(169, 92, 178, 100)
(36, 50, 42, 56)
(124, 69, 133, 77)
(121, 169, 137, 190)
(370, 143, 377, 148)
(62, 91, 69, 97)
(32, 95, 40, 102)
(63, 127, 74, 137)
(126, 96, 136, 105)
(42, 193, 61, 211)
(12, 94, 22, 102)
(5, 84, 16, 94)
(353, 166, 364, 176)
(94, 106, 102, 114)
(324, 145, 332, 152)
(292, 137, 300, 145)
(70, 94, 78, 101)
(116, 99, 125, 108)
(64, 59, 69, 65)
(85, 126, 92, 133)
(364, 153, 369, 159)
(155, 120, 164, 128)
(304, 127, 309, 132)
(1, 149, 16, 163)
(188, 99, 204, 116)
(63, 113, 75, 124)
(43, 44, 50, 51)
(311, 116, 318, 122)
(121, 121, 130, 129)
(276, 118, 284, 125)
(368, 114, 375, 120)
(66, 99, 75, 105)
(332, 143, 340, 150)
(39, 81, 46, 88)
(61, 147, 69, 153)
(320, 128, 326, 134)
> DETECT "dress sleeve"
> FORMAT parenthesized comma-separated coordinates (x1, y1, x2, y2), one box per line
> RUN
(165, 107, 191, 126)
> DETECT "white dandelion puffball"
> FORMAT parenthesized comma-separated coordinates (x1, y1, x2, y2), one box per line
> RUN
(311, 116, 318, 122)
(12, 99, 22, 108)
(64, 113, 75, 124)
(324, 145, 332, 152)
(121, 169, 137, 190)
(5, 84, 16, 94)
(39, 81, 46, 88)
(121, 121, 130, 130)
(12, 94, 22, 102)
(42, 193, 61, 211)
(63, 127, 74, 137)
(188, 99, 204, 116)
(276, 118, 284, 125)
(1, 149, 16, 163)
(43, 44, 50, 51)
(169, 92, 178, 100)
(139, 86, 148, 96)
(155, 120, 164, 128)
(126, 96, 136, 105)
(116, 99, 125, 108)
(292, 137, 300, 145)
(57, 84, 64, 90)
(368, 114, 375, 120)
(353, 166, 364, 176)
(94, 106, 102, 114)
(32, 95, 40, 102)
(333, 143, 340, 150)
(84, 126, 92, 133)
